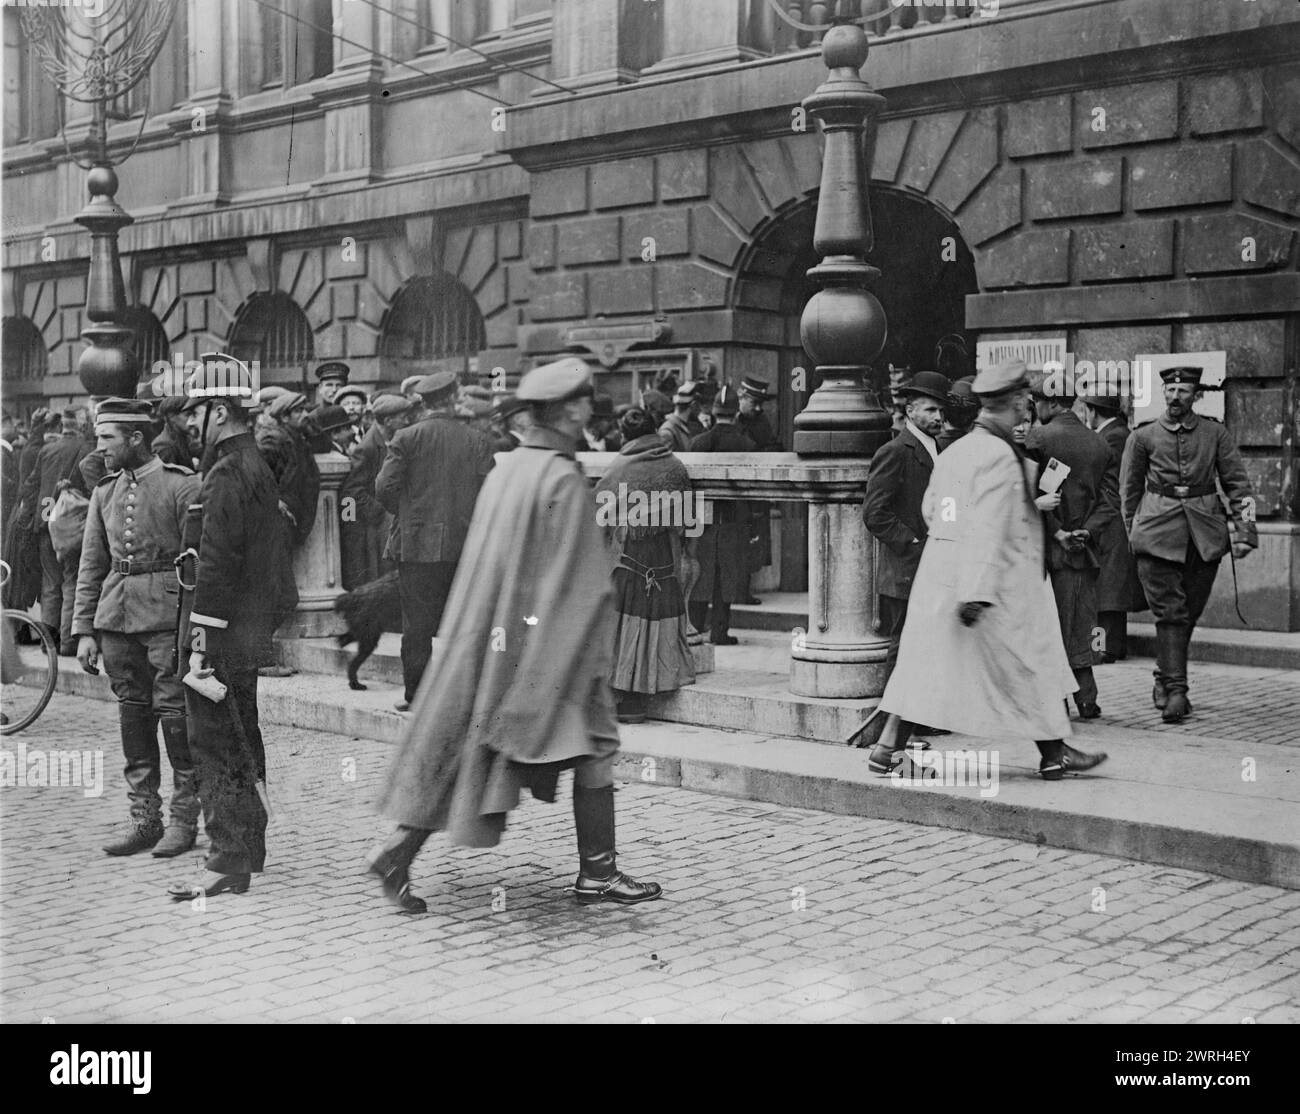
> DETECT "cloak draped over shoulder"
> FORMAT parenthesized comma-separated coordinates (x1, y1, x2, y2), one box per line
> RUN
(375, 425, 619, 848)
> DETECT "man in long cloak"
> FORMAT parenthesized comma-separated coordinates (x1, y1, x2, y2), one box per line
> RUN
(366, 357, 663, 913)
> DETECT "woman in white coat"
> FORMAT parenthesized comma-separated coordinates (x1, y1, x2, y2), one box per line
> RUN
(864, 359, 1108, 781)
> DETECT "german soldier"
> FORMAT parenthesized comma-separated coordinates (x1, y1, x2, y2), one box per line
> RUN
(74, 399, 202, 857)
(167, 354, 298, 900)
(1120, 367, 1256, 723)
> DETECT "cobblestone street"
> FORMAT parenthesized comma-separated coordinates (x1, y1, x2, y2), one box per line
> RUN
(2, 693, 1298, 1024)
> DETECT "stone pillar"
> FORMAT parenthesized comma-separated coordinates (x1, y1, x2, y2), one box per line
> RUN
(282, 455, 349, 638)
(550, 0, 659, 88)
(641, 0, 762, 74)
(791, 500, 889, 698)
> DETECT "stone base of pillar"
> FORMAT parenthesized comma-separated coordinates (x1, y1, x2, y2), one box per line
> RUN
(277, 609, 345, 640)
(790, 651, 888, 700)
(690, 641, 715, 675)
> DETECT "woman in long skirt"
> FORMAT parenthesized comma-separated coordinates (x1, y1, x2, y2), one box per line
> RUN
(594, 407, 696, 723)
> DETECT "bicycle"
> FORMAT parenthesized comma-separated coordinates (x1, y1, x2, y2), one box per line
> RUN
(0, 560, 59, 735)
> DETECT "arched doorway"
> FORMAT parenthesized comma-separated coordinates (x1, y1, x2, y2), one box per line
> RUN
(378, 274, 485, 388)
(1, 316, 49, 421)
(228, 293, 315, 392)
(120, 306, 170, 390)
(734, 186, 979, 591)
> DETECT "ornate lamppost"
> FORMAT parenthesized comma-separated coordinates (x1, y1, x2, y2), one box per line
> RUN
(20, 1, 178, 399)
(766, 0, 893, 456)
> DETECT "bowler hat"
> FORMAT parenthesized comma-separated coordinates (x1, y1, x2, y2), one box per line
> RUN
(313, 404, 353, 432)
(896, 371, 951, 405)
(1076, 389, 1124, 414)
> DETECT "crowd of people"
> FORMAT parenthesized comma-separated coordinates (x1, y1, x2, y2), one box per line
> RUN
(0, 340, 1259, 906)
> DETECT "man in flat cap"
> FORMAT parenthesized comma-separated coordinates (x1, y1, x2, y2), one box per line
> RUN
(376, 371, 495, 710)
(169, 355, 298, 900)
(1024, 369, 1118, 720)
(1120, 366, 1256, 723)
(862, 359, 1107, 781)
(658, 381, 704, 453)
(340, 393, 411, 589)
(335, 385, 369, 445)
(1077, 388, 1146, 661)
(861, 371, 949, 694)
(258, 391, 320, 549)
(687, 386, 756, 645)
(313, 360, 350, 408)
(368, 356, 661, 912)
(74, 399, 203, 858)
(490, 391, 531, 454)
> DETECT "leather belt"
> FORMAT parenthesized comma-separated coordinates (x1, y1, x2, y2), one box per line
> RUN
(111, 557, 175, 576)
(1147, 481, 1215, 499)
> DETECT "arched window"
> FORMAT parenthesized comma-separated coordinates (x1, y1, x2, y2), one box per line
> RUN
(120, 306, 171, 386)
(228, 293, 314, 390)
(380, 274, 485, 382)
(1, 316, 50, 419)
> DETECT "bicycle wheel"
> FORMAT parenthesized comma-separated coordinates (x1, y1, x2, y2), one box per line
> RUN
(0, 609, 58, 735)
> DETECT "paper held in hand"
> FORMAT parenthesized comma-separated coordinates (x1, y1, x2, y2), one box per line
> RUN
(1039, 457, 1071, 494)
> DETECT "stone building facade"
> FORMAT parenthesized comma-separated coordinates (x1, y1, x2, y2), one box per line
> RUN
(3, 0, 1299, 627)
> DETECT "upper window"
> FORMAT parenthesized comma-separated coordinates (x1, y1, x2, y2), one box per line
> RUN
(108, 0, 190, 121)
(245, 0, 334, 93)
(394, 0, 520, 60)
(2, 10, 59, 145)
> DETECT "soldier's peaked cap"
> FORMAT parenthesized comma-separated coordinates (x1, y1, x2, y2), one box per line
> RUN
(94, 398, 155, 431)
(516, 357, 595, 404)
(739, 376, 773, 400)
(1160, 365, 1221, 389)
(315, 360, 350, 383)
(181, 352, 257, 411)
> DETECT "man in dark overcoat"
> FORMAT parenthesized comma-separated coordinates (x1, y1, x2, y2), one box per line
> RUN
(168, 355, 298, 900)
(735, 376, 780, 604)
(1077, 389, 1145, 661)
(1120, 367, 1256, 723)
(339, 393, 411, 589)
(376, 371, 495, 709)
(862, 371, 949, 685)
(687, 387, 755, 645)
(1024, 371, 1117, 718)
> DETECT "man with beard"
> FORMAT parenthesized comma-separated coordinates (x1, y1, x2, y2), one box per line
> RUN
(366, 357, 661, 913)
(168, 355, 297, 900)
(74, 399, 202, 858)
(865, 359, 1108, 781)
(861, 371, 949, 724)
(376, 372, 495, 711)
(1024, 371, 1117, 719)
(340, 393, 411, 589)
(260, 391, 320, 548)
(1120, 367, 1256, 723)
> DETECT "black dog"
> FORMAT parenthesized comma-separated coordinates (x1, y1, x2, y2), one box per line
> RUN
(333, 571, 402, 690)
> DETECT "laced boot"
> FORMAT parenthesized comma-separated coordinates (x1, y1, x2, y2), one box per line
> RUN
(572, 785, 662, 905)
(103, 703, 164, 855)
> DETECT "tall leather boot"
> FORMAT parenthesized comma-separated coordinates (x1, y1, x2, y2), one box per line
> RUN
(153, 716, 199, 858)
(1161, 623, 1192, 723)
(572, 785, 662, 905)
(102, 703, 164, 855)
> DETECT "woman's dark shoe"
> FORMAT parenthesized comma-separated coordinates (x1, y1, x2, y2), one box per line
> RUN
(367, 858, 427, 915)
(167, 871, 250, 901)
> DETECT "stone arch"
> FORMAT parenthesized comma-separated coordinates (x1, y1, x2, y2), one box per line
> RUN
(119, 305, 170, 388)
(378, 273, 487, 385)
(227, 292, 315, 391)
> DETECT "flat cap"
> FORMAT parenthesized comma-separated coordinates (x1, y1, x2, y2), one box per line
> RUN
(672, 381, 699, 404)
(400, 375, 424, 396)
(94, 398, 155, 430)
(516, 357, 595, 404)
(971, 358, 1029, 397)
(334, 385, 368, 406)
(182, 352, 258, 411)
(315, 361, 350, 383)
(371, 394, 413, 420)
(267, 391, 308, 419)
(461, 385, 493, 402)
(896, 370, 951, 405)
(252, 385, 291, 408)
(415, 371, 458, 399)
(640, 388, 672, 416)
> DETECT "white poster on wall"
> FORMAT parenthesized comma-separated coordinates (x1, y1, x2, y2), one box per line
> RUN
(975, 337, 1067, 372)
(1131, 352, 1227, 426)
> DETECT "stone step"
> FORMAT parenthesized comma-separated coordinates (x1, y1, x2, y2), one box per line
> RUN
(42, 665, 1300, 891)
(731, 592, 1300, 670)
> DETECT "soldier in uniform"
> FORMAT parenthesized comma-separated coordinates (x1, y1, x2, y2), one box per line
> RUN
(1024, 371, 1117, 719)
(1077, 388, 1145, 660)
(376, 371, 496, 711)
(687, 387, 756, 645)
(167, 355, 298, 900)
(1120, 366, 1256, 723)
(74, 399, 203, 857)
